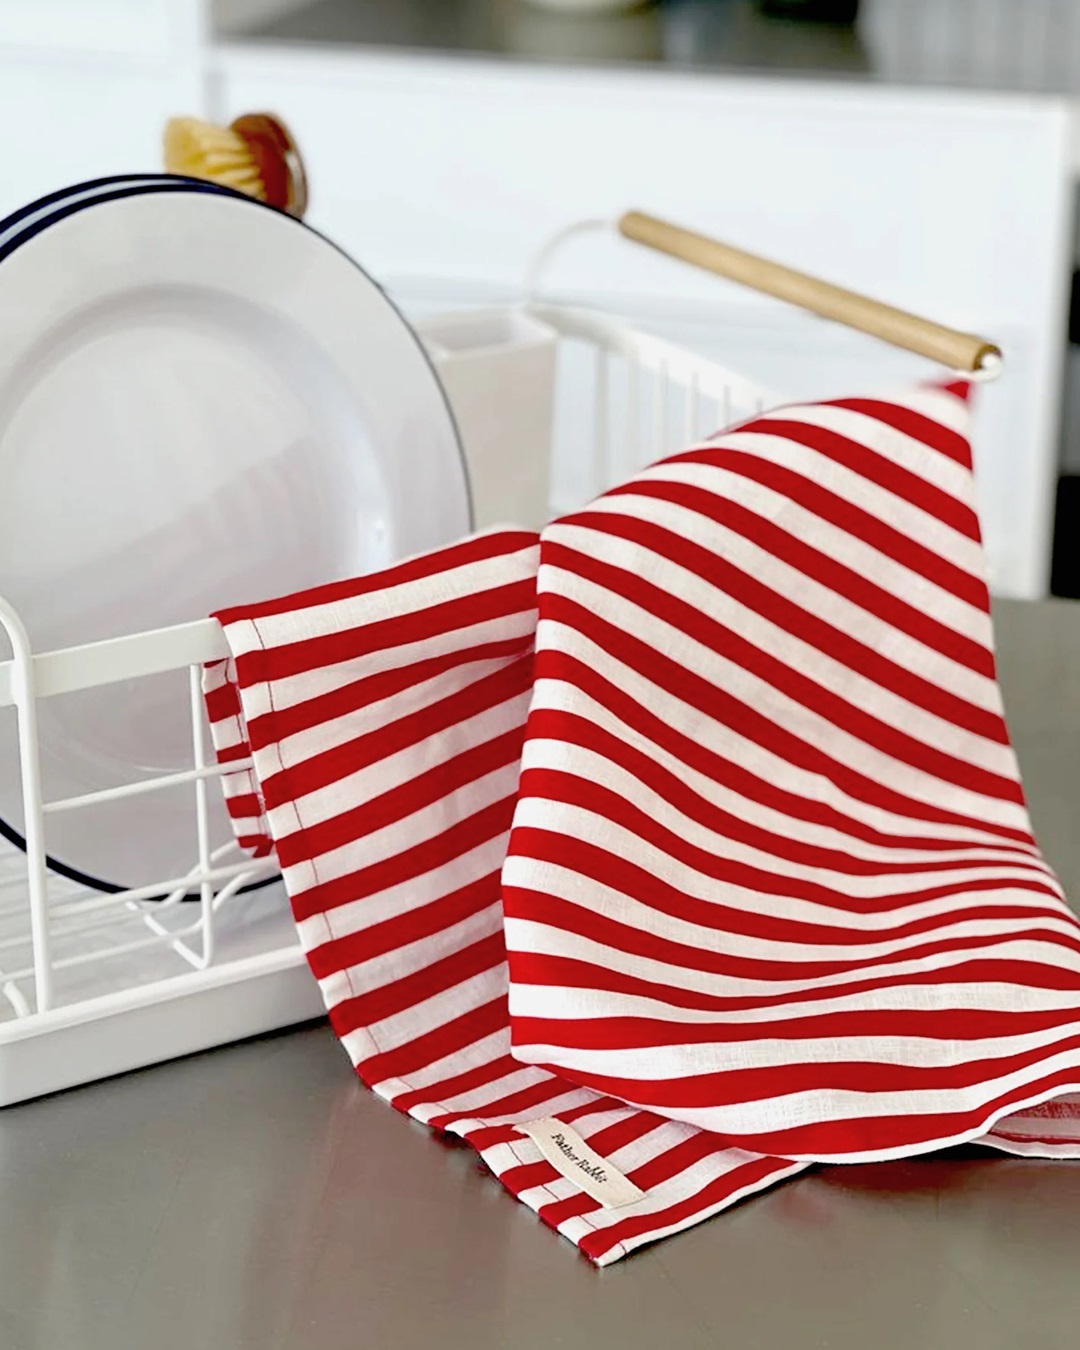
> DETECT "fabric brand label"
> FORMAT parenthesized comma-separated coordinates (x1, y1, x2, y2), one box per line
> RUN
(518, 1117, 646, 1209)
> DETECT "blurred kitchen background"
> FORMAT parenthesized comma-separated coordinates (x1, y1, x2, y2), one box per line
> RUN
(5, 0, 1080, 599)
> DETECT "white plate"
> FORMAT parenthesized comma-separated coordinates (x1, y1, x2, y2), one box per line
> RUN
(0, 188, 470, 891)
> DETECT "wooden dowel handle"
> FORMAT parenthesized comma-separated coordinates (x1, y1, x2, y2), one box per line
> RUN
(618, 211, 1000, 374)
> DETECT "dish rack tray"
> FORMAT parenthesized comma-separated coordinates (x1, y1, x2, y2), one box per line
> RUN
(0, 304, 779, 1106)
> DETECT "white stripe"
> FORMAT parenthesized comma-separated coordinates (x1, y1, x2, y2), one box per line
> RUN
(437, 1088, 596, 1129)
(232, 607, 537, 720)
(540, 575, 1028, 832)
(511, 749, 1054, 903)
(266, 655, 532, 771)
(274, 761, 516, 889)
(577, 489, 1002, 714)
(521, 701, 1045, 874)
(260, 690, 529, 831)
(513, 1017, 1080, 1078)
(547, 522, 1015, 777)
(617, 460, 992, 645)
(508, 976, 1080, 1028)
(502, 921, 1080, 1002)
(586, 1160, 810, 1265)
(503, 869, 1080, 967)
(413, 1065, 553, 1116)
(328, 904, 502, 1006)
(367, 965, 508, 1051)
(978, 1136, 1080, 1158)
(602, 1055, 1080, 1154)
(528, 668, 1037, 856)
(713, 429, 984, 576)
(368, 1030, 510, 1098)
(296, 835, 505, 951)
(208, 715, 248, 753)
(232, 544, 539, 654)
(765, 402, 972, 497)
(884, 384, 972, 434)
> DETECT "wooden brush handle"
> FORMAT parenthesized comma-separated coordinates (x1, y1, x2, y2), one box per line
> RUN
(618, 211, 1000, 373)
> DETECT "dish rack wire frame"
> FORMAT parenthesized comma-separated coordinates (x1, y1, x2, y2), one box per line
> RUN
(0, 304, 782, 1106)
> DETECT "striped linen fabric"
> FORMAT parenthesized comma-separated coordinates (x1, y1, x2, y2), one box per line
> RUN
(206, 379, 1080, 1263)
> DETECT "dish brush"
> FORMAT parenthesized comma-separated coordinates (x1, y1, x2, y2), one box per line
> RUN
(163, 112, 308, 218)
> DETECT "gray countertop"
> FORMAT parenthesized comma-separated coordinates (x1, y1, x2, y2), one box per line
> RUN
(1, 597, 1079, 1350)
(220, 0, 1080, 96)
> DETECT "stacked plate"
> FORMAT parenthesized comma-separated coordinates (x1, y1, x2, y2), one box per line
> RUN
(0, 175, 472, 893)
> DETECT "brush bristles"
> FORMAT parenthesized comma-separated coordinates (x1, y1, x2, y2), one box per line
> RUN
(163, 117, 267, 199)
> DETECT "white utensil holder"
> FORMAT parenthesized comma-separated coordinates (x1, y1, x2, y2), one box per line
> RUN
(419, 308, 558, 532)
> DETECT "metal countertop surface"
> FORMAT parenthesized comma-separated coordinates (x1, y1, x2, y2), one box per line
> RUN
(1, 597, 1078, 1350)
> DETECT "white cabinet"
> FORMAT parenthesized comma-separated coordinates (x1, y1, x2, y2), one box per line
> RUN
(0, 0, 205, 216)
(0, 0, 202, 59)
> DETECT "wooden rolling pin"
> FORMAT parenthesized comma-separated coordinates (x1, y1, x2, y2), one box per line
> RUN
(618, 211, 1001, 374)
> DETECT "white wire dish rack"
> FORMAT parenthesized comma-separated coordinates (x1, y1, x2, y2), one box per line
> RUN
(0, 210, 1000, 1105)
(0, 304, 779, 1106)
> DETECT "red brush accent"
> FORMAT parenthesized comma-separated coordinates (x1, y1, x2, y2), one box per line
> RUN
(229, 113, 308, 218)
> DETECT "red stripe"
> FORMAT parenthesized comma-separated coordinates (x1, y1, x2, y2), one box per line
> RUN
(660, 448, 988, 609)
(520, 717, 1045, 887)
(427, 1077, 579, 1130)
(510, 791, 1060, 926)
(580, 1155, 798, 1262)
(244, 635, 532, 750)
(215, 530, 537, 626)
(604, 477, 994, 677)
(510, 829, 1058, 969)
(562, 508, 1005, 742)
(536, 612, 1032, 844)
(717, 1064, 1080, 1159)
(512, 1005, 1080, 1051)
(392, 1054, 523, 1116)
(330, 931, 505, 1038)
(826, 397, 973, 468)
(503, 883, 1080, 985)
(307, 873, 501, 979)
(289, 795, 516, 922)
(223, 791, 263, 819)
(275, 726, 524, 869)
(261, 654, 532, 811)
(987, 1127, 1080, 1145)
(529, 659, 1036, 857)
(215, 741, 253, 766)
(542, 541, 1019, 803)
(203, 680, 241, 720)
(549, 1031, 1080, 1116)
(508, 951, 1080, 1015)
(495, 1157, 563, 1198)
(233, 576, 537, 686)
(462, 1096, 626, 1155)
(237, 834, 274, 856)
(358, 997, 509, 1088)
(737, 416, 980, 538)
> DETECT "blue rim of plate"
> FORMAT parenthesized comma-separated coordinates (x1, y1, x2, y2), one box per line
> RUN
(0, 176, 472, 899)
(0, 174, 231, 249)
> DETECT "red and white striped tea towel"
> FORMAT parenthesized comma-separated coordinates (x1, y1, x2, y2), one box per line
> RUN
(205, 380, 1080, 1264)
